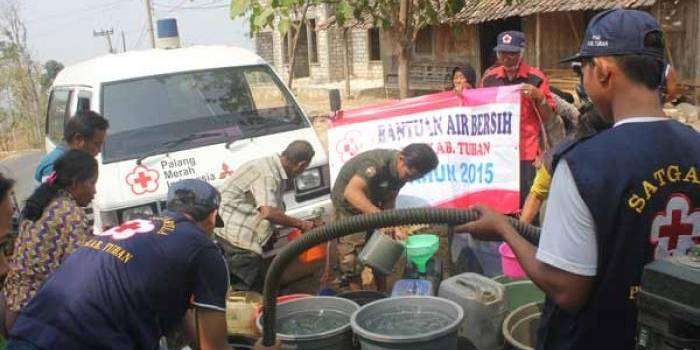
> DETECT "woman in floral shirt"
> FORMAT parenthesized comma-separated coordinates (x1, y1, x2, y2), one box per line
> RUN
(0, 173, 15, 283)
(1, 150, 97, 334)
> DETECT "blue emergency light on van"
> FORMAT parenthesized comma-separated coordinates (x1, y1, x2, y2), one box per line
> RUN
(391, 279, 434, 297)
(156, 18, 178, 38)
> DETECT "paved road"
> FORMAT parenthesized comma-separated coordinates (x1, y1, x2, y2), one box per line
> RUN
(0, 150, 43, 203)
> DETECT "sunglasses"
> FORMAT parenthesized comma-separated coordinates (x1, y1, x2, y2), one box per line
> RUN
(571, 62, 583, 78)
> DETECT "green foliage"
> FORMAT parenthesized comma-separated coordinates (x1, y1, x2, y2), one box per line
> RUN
(231, 0, 318, 35)
(229, 0, 250, 18)
(40, 59, 63, 92)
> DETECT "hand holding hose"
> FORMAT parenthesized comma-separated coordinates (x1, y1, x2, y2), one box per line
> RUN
(455, 204, 513, 241)
(298, 220, 315, 232)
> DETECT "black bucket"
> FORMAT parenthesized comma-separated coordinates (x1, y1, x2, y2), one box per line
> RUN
(337, 290, 387, 306)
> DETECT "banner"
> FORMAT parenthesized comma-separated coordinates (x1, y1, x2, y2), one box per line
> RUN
(329, 85, 522, 214)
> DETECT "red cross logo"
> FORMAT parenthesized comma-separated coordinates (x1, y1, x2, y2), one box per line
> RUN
(115, 221, 143, 233)
(502, 34, 512, 44)
(650, 194, 700, 259)
(219, 162, 234, 179)
(96, 219, 155, 240)
(134, 172, 152, 189)
(126, 165, 160, 195)
(336, 130, 362, 162)
(658, 210, 693, 250)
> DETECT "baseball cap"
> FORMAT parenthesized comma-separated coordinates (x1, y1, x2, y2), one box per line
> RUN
(561, 9, 665, 63)
(494, 31, 525, 53)
(167, 179, 224, 227)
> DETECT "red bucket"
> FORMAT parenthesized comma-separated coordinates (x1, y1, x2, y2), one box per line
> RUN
(287, 229, 327, 264)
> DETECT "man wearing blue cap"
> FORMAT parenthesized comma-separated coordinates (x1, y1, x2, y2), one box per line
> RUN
(461, 9, 700, 349)
(5, 179, 279, 350)
(480, 30, 557, 209)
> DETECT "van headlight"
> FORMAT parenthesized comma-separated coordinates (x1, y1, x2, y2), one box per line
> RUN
(295, 168, 322, 192)
(120, 204, 155, 222)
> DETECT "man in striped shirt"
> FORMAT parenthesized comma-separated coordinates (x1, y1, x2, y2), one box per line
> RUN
(215, 140, 317, 292)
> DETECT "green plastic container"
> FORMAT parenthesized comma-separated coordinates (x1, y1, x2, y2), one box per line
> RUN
(492, 275, 545, 312)
(405, 234, 439, 273)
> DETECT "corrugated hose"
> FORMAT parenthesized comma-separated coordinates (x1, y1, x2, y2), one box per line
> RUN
(260, 207, 541, 346)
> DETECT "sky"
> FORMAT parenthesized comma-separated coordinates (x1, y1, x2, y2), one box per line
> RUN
(19, 0, 254, 66)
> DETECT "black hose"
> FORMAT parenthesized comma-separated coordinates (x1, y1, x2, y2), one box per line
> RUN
(260, 207, 540, 346)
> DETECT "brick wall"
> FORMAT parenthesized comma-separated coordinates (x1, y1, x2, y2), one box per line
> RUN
(309, 5, 330, 83)
(257, 4, 386, 84)
(254, 32, 275, 65)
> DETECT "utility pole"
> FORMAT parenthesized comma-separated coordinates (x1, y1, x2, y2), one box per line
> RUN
(93, 28, 115, 53)
(144, 0, 156, 48)
(121, 31, 127, 52)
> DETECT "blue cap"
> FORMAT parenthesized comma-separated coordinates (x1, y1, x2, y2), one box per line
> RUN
(494, 31, 525, 53)
(561, 9, 665, 63)
(167, 179, 224, 227)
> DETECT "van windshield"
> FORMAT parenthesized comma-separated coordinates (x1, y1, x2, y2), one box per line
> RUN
(101, 65, 307, 163)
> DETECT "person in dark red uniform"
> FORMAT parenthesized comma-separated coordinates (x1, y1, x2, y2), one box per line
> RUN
(480, 31, 556, 207)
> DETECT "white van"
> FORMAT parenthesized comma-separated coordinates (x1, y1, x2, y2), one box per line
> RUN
(45, 46, 332, 255)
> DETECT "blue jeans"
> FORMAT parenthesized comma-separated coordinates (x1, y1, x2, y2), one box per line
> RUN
(6, 339, 40, 350)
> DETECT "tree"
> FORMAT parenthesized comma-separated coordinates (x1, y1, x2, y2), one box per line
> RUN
(231, 0, 318, 89)
(0, 0, 45, 148)
(41, 60, 64, 92)
(333, 0, 465, 99)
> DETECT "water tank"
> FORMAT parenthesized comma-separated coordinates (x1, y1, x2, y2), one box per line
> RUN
(156, 18, 180, 49)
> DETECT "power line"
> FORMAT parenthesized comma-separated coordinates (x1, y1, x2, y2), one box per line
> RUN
(170, 4, 229, 10)
(25, 1, 126, 24)
(153, 0, 228, 11)
(155, 0, 190, 13)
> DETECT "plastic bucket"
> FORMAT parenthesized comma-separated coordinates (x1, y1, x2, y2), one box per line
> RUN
(359, 231, 405, 275)
(288, 229, 327, 264)
(502, 302, 543, 350)
(351, 296, 464, 350)
(337, 290, 387, 306)
(256, 296, 359, 350)
(255, 293, 313, 318)
(226, 291, 263, 336)
(492, 276, 546, 312)
(499, 243, 526, 279)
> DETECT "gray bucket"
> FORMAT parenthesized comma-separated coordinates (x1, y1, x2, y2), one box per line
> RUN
(502, 302, 543, 350)
(256, 296, 359, 350)
(358, 231, 405, 275)
(350, 296, 464, 350)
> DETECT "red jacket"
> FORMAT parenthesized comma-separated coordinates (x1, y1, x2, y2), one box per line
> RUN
(480, 62, 555, 161)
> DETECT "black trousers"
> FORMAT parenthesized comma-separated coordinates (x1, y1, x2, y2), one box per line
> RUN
(218, 240, 265, 293)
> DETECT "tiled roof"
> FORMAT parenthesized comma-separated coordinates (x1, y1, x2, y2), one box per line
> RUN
(448, 0, 656, 24)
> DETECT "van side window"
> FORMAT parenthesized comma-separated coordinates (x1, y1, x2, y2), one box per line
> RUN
(77, 91, 92, 112)
(245, 70, 290, 118)
(46, 89, 73, 144)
